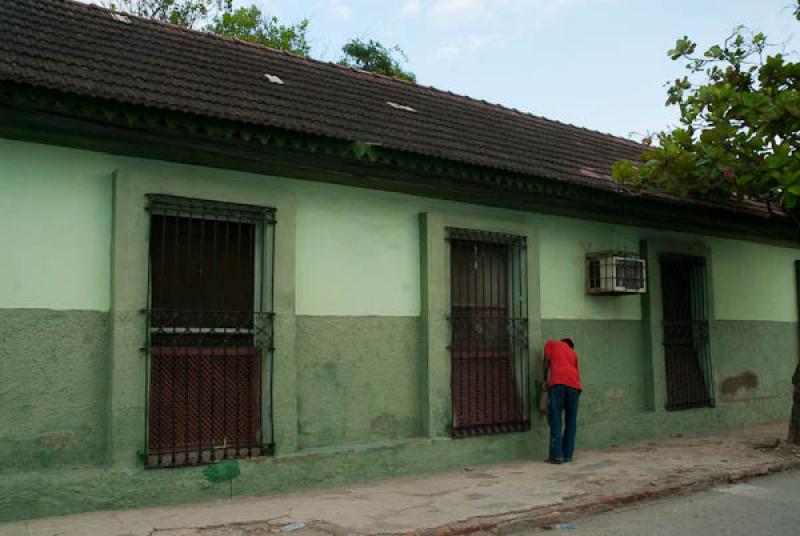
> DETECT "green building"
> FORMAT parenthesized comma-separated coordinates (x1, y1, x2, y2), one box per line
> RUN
(0, 0, 797, 523)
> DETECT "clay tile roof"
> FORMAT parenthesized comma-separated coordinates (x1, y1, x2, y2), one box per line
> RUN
(0, 0, 649, 191)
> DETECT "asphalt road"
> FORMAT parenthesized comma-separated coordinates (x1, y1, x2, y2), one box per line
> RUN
(530, 470, 800, 535)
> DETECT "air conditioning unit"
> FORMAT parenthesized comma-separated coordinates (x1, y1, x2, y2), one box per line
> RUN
(586, 253, 647, 295)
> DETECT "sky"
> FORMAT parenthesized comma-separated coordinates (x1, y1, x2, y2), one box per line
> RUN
(88, 0, 798, 140)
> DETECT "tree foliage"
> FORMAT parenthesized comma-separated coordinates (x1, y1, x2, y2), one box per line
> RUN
(104, 0, 231, 28)
(104, 2, 418, 74)
(101, 2, 417, 64)
(339, 39, 416, 82)
(206, 6, 310, 56)
(612, 3, 800, 212)
(105, 1, 310, 56)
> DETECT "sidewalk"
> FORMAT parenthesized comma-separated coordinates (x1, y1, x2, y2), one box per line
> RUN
(3, 423, 799, 536)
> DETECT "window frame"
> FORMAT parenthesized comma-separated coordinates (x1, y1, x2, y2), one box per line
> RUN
(658, 253, 715, 411)
(639, 239, 717, 413)
(144, 194, 277, 468)
(446, 227, 531, 437)
(419, 212, 541, 439)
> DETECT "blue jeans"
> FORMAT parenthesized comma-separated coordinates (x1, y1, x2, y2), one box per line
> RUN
(547, 385, 580, 462)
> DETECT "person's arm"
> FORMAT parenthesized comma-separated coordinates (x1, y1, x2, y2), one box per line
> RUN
(543, 357, 550, 390)
(542, 343, 551, 390)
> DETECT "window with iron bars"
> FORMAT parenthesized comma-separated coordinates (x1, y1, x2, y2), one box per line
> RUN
(145, 194, 276, 468)
(659, 254, 715, 411)
(447, 228, 530, 437)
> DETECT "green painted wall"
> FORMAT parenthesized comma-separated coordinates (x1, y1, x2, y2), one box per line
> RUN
(713, 321, 797, 403)
(0, 137, 798, 523)
(542, 318, 795, 430)
(295, 316, 422, 448)
(294, 187, 421, 316)
(541, 320, 649, 419)
(0, 143, 113, 311)
(0, 309, 109, 473)
(0, 429, 543, 523)
(0, 391, 791, 524)
(710, 239, 799, 322)
(537, 220, 643, 321)
(4, 138, 799, 322)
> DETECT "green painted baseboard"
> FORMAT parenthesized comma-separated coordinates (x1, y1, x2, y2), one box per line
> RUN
(0, 314, 795, 522)
(0, 396, 790, 523)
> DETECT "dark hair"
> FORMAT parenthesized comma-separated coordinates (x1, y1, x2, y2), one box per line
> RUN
(561, 338, 575, 349)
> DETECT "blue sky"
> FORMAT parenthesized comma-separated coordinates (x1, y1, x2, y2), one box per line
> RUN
(98, 0, 799, 140)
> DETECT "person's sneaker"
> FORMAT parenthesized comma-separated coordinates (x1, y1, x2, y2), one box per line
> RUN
(545, 458, 563, 465)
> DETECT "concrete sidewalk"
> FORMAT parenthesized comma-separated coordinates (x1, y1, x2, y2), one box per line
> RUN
(3, 423, 799, 536)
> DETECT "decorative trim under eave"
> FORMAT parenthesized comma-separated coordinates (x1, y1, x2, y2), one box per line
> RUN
(1, 81, 797, 246)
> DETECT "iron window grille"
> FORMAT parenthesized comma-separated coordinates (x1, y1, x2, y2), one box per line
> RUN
(659, 254, 715, 411)
(447, 227, 531, 437)
(586, 252, 647, 295)
(145, 194, 276, 468)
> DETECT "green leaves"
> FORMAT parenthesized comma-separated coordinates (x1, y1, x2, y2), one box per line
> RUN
(206, 6, 311, 56)
(104, 1, 232, 28)
(339, 39, 416, 82)
(705, 45, 724, 59)
(106, 2, 418, 81)
(668, 36, 697, 60)
(105, 2, 311, 56)
(615, 14, 800, 214)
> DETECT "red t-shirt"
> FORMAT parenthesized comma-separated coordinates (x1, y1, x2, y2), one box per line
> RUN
(545, 340, 582, 391)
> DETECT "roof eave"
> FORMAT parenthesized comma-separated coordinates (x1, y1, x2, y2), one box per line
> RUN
(0, 82, 795, 247)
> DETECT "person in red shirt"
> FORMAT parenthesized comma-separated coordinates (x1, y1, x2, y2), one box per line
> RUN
(543, 337, 582, 464)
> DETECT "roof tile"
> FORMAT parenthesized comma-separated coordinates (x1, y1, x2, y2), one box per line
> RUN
(0, 0, 646, 190)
